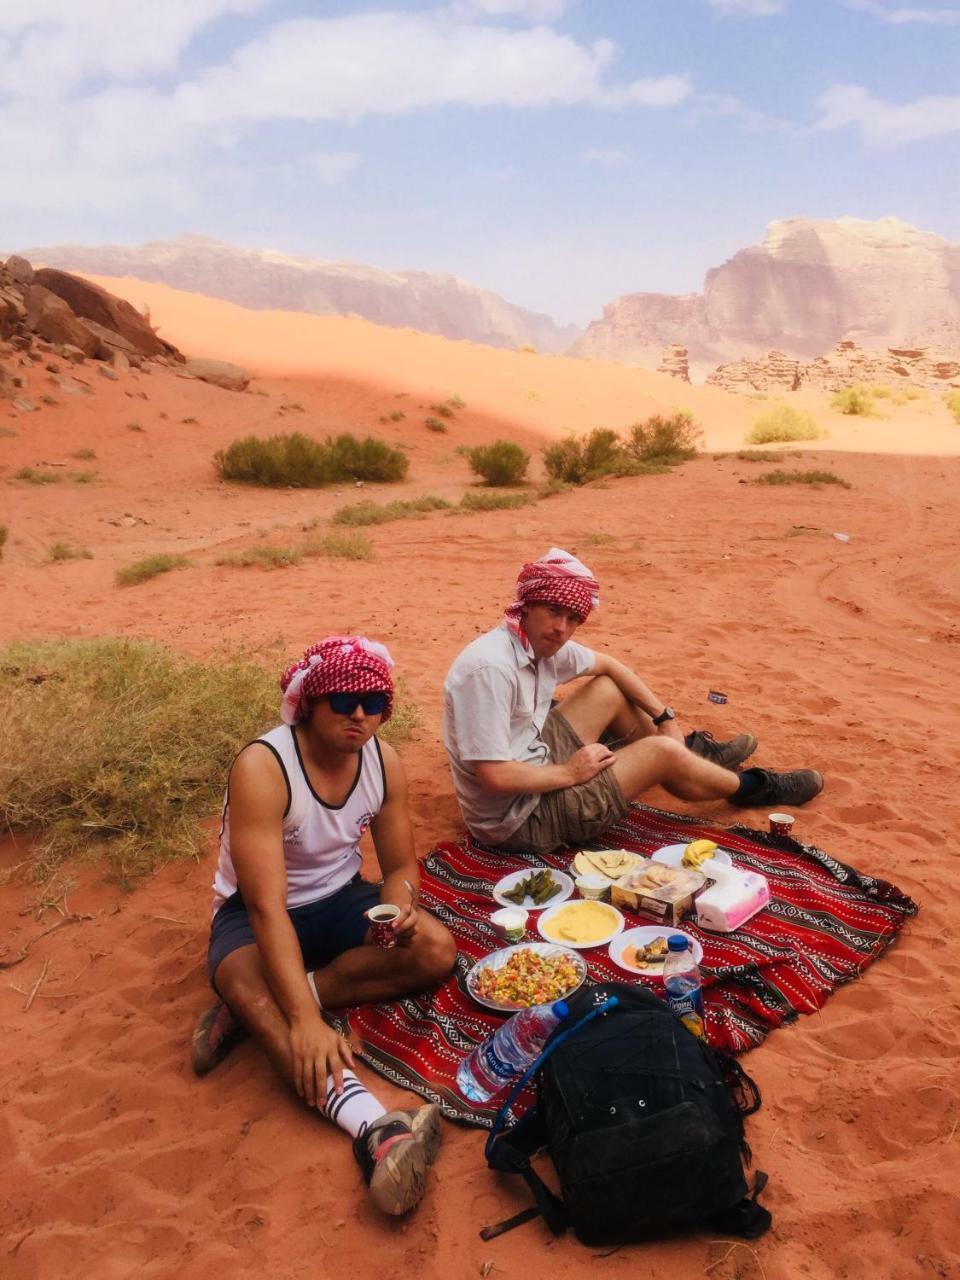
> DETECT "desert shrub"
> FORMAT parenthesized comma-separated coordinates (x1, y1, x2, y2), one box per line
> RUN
(14, 467, 60, 484)
(182, 416, 198, 424)
(458, 490, 535, 512)
(542, 429, 626, 484)
(747, 405, 825, 444)
(49, 543, 93, 562)
(0, 425, 17, 439)
(944, 390, 960, 424)
(466, 441, 530, 486)
(447, 394, 466, 410)
(872, 386, 892, 399)
(301, 530, 375, 561)
(429, 403, 454, 418)
(70, 470, 97, 484)
(72, 447, 97, 460)
(126, 421, 145, 432)
(215, 432, 408, 487)
(389, 410, 406, 422)
(332, 495, 452, 526)
(115, 553, 191, 586)
(537, 478, 572, 498)
(754, 469, 851, 489)
(830, 385, 874, 416)
(424, 417, 447, 433)
(624, 411, 701, 464)
(216, 545, 301, 570)
(735, 449, 803, 462)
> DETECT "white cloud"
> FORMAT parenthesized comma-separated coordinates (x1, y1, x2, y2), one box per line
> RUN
(454, 0, 570, 18)
(694, 91, 791, 132)
(583, 146, 628, 165)
(815, 83, 960, 144)
(704, 0, 788, 15)
(843, 0, 960, 24)
(304, 152, 362, 185)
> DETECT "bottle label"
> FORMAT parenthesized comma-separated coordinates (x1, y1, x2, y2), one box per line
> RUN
(480, 1039, 517, 1083)
(666, 981, 706, 1040)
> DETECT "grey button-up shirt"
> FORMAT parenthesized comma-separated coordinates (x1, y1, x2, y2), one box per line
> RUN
(443, 623, 594, 843)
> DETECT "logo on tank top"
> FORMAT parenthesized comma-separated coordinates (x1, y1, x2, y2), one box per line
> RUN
(356, 811, 375, 837)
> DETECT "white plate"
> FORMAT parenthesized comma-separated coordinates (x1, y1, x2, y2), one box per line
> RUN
(651, 842, 732, 871)
(493, 869, 574, 910)
(466, 942, 588, 1012)
(537, 900, 624, 950)
(608, 925, 704, 976)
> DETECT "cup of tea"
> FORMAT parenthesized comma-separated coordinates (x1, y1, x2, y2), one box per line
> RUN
(364, 904, 401, 948)
(491, 906, 528, 943)
(768, 812, 795, 839)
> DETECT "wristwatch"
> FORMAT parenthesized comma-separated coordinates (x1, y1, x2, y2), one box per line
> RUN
(651, 705, 676, 726)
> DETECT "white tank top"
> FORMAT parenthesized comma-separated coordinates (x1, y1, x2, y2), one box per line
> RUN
(213, 724, 387, 913)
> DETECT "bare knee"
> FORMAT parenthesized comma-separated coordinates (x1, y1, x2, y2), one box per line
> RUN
(408, 924, 457, 986)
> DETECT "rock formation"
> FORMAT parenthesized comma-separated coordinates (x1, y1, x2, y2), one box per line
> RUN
(656, 344, 690, 382)
(706, 339, 960, 395)
(20, 235, 581, 355)
(570, 217, 960, 370)
(0, 255, 183, 403)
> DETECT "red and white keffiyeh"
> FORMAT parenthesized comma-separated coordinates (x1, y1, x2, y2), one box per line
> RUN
(504, 547, 599, 651)
(280, 635, 395, 725)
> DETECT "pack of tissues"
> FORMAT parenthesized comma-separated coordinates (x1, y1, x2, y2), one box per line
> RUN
(694, 863, 770, 933)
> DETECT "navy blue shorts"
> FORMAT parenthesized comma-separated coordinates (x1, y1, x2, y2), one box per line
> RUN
(207, 874, 381, 990)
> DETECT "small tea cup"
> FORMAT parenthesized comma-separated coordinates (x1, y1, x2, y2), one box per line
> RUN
(491, 906, 528, 943)
(768, 812, 795, 838)
(575, 874, 609, 901)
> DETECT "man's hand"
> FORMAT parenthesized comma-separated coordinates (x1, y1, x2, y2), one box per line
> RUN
(387, 898, 419, 948)
(565, 742, 616, 786)
(289, 1011, 355, 1106)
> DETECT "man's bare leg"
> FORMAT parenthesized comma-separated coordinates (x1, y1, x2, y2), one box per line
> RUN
(611, 736, 741, 803)
(559, 674, 655, 746)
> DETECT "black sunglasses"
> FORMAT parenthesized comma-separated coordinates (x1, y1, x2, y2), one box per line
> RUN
(328, 691, 389, 716)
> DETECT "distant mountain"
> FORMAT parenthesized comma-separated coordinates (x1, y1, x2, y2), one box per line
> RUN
(570, 217, 960, 371)
(19, 235, 579, 355)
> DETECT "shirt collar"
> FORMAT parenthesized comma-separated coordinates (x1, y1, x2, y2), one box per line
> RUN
(499, 620, 537, 668)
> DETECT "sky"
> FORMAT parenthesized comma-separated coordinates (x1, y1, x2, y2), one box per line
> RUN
(1, 0, 959, 325)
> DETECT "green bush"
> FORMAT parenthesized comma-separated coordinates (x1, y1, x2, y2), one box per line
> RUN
(72, 447, 97, 460)
(747, 405, 825, 444)
(216, 545, 302, 570)
(624, 411, 701, 464)
(945, 390, 960, 424)
(542, 429, 623, 484)
(458, 490, 536, 512)
(830, 385, 874, 416)
(49, 543, 93, 562)
(115, 554, 192, 586)
(332, 496, 452, 526)
(301, 530, 375, 561)
(214, 432, 408, 487)
(424, 417, 447, 433)
(14, 467, 60, 484)
(429, 403, 454, 418)
(466, 441, 530, 486)
(735, 449, 803, 462)
(447, 394, 466, 410)
(754, 469, 851, 489)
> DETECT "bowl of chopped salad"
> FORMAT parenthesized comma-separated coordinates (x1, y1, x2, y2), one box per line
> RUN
(466, 942, 588, 1012)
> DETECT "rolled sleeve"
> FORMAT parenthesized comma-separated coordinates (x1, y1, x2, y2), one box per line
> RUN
(554, 640, 595, 684)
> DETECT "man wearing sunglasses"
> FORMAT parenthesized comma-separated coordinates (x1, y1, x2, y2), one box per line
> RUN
(191, 636, 456, 1217)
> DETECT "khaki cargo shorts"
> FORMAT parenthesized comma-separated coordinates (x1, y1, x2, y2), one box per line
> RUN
(494, 708, 629, 856)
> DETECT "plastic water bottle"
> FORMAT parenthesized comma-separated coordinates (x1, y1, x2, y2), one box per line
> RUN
(663, 935, 706, 1040)
(456, 1001, 569, 1102)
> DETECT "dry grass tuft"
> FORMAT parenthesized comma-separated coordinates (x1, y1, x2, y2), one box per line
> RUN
(115, 553, 192, 586)
(332, 496, 452, 526)
(49, 543, 93, 562)
(754, 469, 851, 489)
(747, 406, 825, 444)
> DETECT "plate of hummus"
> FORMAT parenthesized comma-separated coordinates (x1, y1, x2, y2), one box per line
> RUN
(537, 899, 625, 950)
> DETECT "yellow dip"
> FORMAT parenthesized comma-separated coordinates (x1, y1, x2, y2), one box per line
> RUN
(542, 901, 617, 945)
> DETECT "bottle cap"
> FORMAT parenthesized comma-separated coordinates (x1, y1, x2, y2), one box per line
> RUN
(667, 935, 689, 952)
(552, 1000, 570, 1018)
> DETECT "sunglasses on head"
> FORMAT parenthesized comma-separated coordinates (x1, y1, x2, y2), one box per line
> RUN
(327, 691, 389, 716)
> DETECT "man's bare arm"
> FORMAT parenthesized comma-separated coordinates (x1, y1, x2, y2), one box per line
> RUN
(473, 745, 615, 795)
(590, 652, 685, 740)
(369, 743, 421, 943)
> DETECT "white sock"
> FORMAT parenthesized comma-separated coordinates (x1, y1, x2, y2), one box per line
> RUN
(318, 1070, 386, 1139)
(305, 970, 322, 1007)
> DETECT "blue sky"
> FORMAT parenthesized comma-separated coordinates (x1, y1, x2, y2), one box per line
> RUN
(1, 0, 958, 323)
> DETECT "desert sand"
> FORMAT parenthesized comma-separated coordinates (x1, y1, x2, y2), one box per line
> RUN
(2, 282, 959, 1280)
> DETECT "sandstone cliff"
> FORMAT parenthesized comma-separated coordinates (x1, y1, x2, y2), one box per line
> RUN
(20, 235, 580, 355)
(571, 217, 960, 371)
(706, 340, 960, 394)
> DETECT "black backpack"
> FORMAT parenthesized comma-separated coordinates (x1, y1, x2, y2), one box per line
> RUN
(484, 982, 771, 1246)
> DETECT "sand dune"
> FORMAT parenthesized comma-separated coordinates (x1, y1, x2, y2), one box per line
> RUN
(1, 285, 958, 1279)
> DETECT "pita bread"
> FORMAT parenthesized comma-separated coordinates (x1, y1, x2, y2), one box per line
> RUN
(573, 848, 643, 881)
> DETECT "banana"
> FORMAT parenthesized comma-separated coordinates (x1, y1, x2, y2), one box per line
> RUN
(682, 839, 718, 869)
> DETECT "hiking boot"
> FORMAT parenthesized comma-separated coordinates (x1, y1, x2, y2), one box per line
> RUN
(353, 1103, 442, 1216)
(191, 1000, 249, 1076)
(730, 767, 824, 808)
(687, 729, 758, 770)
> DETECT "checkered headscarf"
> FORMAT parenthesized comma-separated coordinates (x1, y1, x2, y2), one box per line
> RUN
(280, 636, 395, 725)
(505, 547, 599, 636)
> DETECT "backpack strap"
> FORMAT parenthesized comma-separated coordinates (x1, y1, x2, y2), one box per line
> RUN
(483, 995, 620, 1238)
(710, 1170, 772, 1239)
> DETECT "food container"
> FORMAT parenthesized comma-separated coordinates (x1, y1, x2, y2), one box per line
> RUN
(694, 865, 770, 933)
(574, 874, 609, 901)
(490, 906, 529, 942)
(611, 863, 705, 926)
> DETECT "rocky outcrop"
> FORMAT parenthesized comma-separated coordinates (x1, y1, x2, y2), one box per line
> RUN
(707, 339, 960, 394)
(656, 344, 690, 381)
(21, 235, 581, 354)
(33, 268, 178, 360)
(182, 358, 250, 391)
(706, 350, 801, 393)
(570, 217, 960, 370)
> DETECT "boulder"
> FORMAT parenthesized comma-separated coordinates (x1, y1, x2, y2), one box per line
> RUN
(183, 357, 250, 391)
(0, 362, 14, 399)
(32, 268, 181, 360)
(24, 284, 100, 356)
(5, 255, 35, 285)
(657, 344, 690, 382)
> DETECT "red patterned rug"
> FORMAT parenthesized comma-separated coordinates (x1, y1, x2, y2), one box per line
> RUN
(330, 804, 917, 1127)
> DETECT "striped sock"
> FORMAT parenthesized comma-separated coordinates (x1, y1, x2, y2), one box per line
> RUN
(318, 1070, 386, 1139)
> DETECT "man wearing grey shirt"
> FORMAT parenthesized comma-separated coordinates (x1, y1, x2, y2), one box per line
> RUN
(443, 548, 823, 854)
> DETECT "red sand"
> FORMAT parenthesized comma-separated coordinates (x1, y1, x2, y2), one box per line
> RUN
(1, 283, 959, 1280)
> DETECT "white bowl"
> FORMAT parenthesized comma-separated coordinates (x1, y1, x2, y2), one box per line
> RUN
(574, 874, 609, 900)
(537, 900, 624, 950)
(490, 906, 528, 942)
(492, 869, 574, 910)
